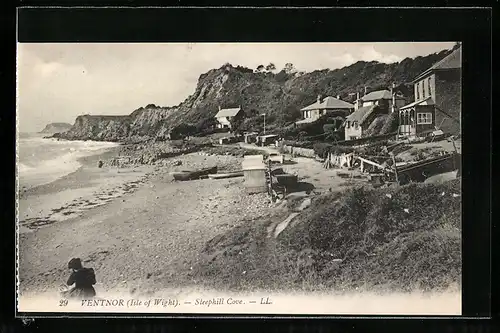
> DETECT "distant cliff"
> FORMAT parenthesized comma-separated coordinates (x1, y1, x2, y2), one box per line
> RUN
(40, 122, 73, 134)
(56, 46, 457, 142)
(54, 115, 132, 142)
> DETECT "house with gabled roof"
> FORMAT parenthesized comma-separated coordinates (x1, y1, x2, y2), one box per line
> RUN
(357, 89, 406, 112)
(398, 46, 461, 137)
(296, 95, 354, 125)
(215, 106, 243, 129)
(344, 104, 390, 140)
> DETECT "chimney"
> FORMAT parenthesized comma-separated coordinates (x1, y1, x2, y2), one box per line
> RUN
(391, 83, 396, 113)
(337, 95, 341, 100)
(219, 106, 221, 111)
(317, 95, 321, 103)
(355, 91, 362, 111)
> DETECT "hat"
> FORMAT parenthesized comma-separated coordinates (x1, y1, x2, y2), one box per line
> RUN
(68, 258, 82, 270)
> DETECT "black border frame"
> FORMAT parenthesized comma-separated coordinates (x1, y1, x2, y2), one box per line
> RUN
(2, 5, 494, 332)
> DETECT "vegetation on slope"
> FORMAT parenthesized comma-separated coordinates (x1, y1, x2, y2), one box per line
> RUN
(163, 48, 455, 133)
(58, 46, 458, 142)
(188, 179, 461, 293)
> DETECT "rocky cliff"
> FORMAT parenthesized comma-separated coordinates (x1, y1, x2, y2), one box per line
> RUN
(57, 46, 457, 142)
(54, 115, 131, 141)
(40, 122, 73, 134)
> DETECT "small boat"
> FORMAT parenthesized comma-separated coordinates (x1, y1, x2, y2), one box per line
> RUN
(172, 166, 218, 181)
(207, 171, 244, 180)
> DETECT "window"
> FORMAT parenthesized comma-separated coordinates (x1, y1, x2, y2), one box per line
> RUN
(417, 112, 432, 125)
(346, 121, 350, 128)
(353, 121, 359, 129)
(428, 77, 432, 96)
(416, 82, 420, 100)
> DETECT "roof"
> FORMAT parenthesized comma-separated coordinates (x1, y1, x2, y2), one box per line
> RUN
(345, 105, 378, 125)
(301, 96, 354, 111)
(413, 47, 462, 82)
(361, 90, 392, 101)
(361, 90, 405, 102)
(259, 134, 279, 139)
(215, 107, 241, 118)
(242, 155, 266, 170)
(400, 96, 435, 110)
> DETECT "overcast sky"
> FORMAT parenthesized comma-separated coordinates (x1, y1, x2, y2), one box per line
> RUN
(17, 42, 456, 132)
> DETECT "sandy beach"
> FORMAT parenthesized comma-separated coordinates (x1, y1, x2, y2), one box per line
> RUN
(18, 145, 274, 297)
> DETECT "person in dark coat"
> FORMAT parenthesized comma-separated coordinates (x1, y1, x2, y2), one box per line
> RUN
(66, 258, 96, 299)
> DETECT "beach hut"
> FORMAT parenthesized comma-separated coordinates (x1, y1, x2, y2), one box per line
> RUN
(242, 155, 267, 194)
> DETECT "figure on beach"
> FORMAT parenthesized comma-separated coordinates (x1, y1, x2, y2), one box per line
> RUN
(65, 258, 97, 299)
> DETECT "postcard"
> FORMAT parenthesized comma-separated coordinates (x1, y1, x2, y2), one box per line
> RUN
(17, 40, 462, 316)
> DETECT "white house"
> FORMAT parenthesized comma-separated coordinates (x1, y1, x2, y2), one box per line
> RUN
(296, 95, 354, 125)
(215, 106, 242, 129)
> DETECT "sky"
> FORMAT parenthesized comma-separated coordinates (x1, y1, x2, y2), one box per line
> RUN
(17, 42, 456, 133)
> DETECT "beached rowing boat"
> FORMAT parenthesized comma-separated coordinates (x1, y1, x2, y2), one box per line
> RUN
(172, 166, 218, 181)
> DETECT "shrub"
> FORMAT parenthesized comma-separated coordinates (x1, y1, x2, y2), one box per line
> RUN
(313, 142, 333, 158)
(169, 124, 198, 140)
(379, 111, 400, 135)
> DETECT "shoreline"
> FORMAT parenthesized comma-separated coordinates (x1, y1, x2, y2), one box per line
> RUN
(18, 144, 153, 233)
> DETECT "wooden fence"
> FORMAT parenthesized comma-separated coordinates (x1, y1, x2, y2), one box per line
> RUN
(280, 145, 316, 158)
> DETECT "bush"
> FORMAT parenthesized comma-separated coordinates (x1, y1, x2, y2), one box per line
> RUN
(313, 142, 333, 158)
(170, 123, 197, 140)
(379, 111, 399, 135)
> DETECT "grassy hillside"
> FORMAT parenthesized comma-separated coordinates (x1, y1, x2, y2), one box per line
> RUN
(188, 179, 461, 293)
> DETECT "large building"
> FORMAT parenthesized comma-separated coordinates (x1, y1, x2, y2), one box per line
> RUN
(296, 95, 354, 125)
(398, 46, 461, 137)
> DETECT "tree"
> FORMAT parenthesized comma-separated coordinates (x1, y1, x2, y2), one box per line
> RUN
(279, 106, 302, 125)
(323, 123, 344, 142)
(255, 65, 265, 73)
(266, 63, 276, 71)
(170, 123, 197, 140)
(284, 63, 296, 74)
(195, 116, 217, 133)
(229, 114, 245, 135)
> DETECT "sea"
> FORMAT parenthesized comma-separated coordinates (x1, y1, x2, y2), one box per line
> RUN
(18, 132, 119, 189)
